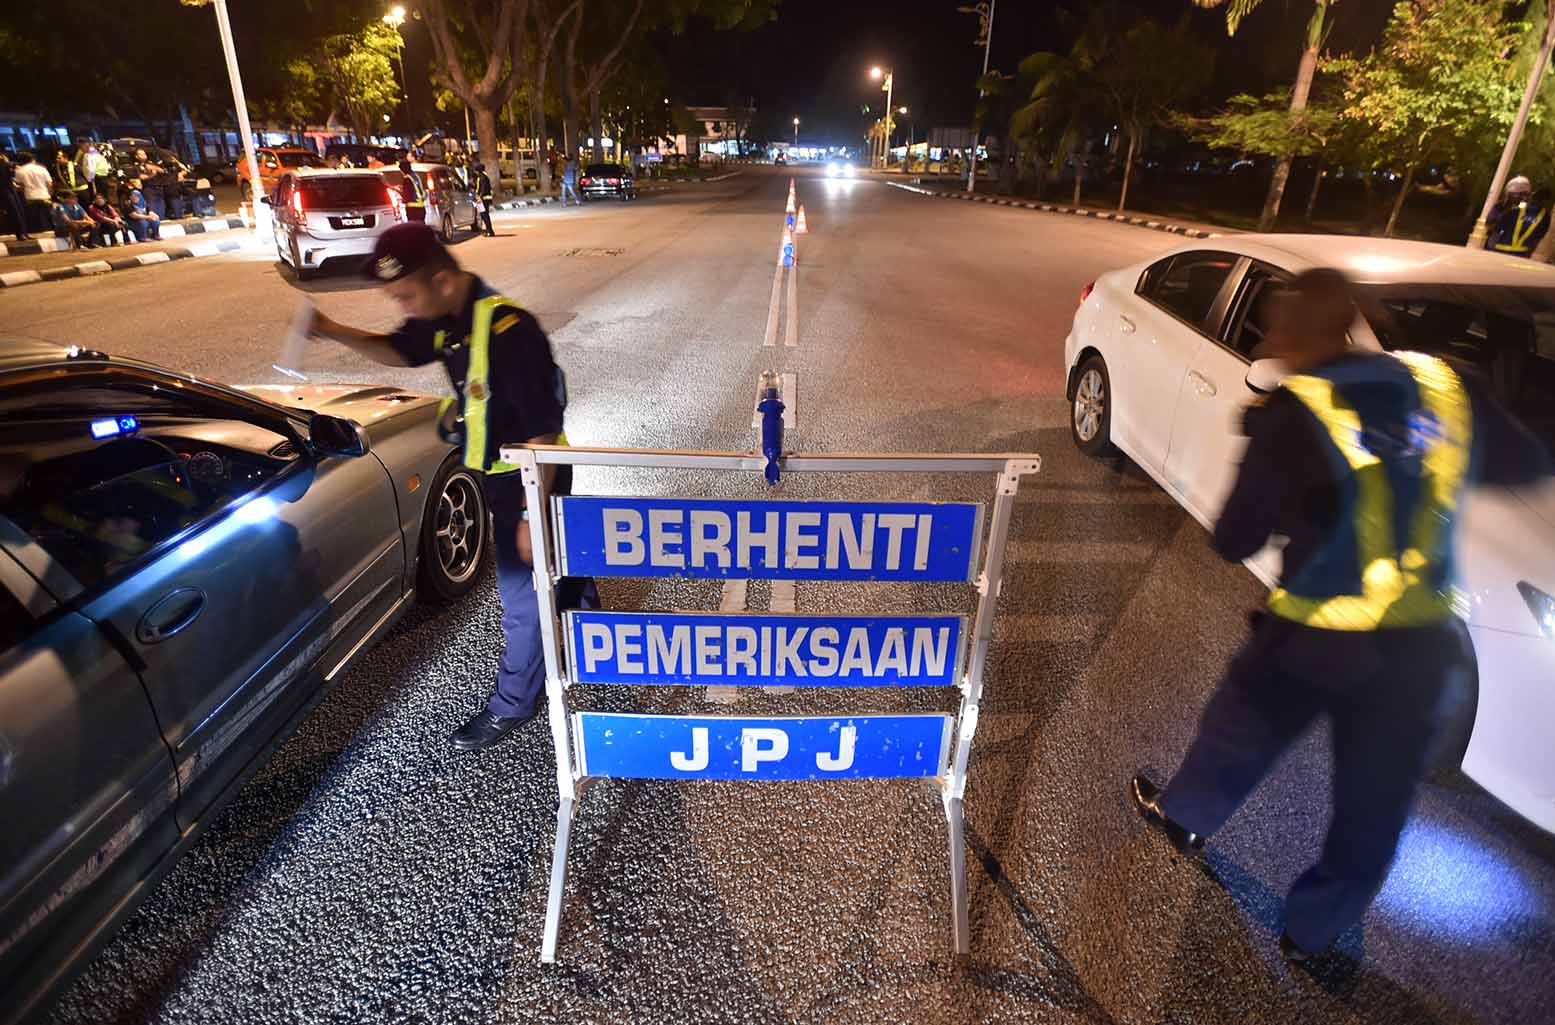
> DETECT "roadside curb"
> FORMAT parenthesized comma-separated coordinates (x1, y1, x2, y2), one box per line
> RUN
(885, 181, 1226, 240)
(0, 216, 248, 258)
(0, 236, 259, 289)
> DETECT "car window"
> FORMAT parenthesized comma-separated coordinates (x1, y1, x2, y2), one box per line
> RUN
(1223, 263, 1289, 361)
(585, 164, 619, 176)
(0, 377, 300, 591)
(1140, 252, 1239, 333)
(278, 152, 324, 168)
(1355, 283, 1555, 458)
(299, 176, 392, 208)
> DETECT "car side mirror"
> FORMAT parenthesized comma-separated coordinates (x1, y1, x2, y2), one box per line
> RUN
(1246, 358, 1287, 395)
(308, 413, 371, 458)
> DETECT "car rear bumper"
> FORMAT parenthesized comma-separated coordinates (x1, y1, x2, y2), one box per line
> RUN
(291, 234, 381, 267)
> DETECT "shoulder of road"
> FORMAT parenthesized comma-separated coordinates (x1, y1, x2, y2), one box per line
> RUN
(886, 179, 1231, 240)
(0, 173, 745, 290)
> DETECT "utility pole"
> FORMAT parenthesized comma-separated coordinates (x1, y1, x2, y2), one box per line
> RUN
(962, 0, 996, 194)
(1468, 8, 1555, 249)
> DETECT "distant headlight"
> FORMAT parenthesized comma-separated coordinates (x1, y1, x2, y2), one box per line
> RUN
(842, 163, 855, 177)
(826, 162, 839, 176)
(1519, 581, 1555, 638)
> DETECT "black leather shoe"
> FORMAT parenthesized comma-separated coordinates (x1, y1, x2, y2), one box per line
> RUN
(1279, 932, 1318, 963)
(450, 709, 532, 752)
(1131, 773, 1206, 856)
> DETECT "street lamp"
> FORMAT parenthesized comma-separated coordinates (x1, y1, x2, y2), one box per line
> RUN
(383, 7, 409, 143)
(898, 106, 913, 165)
(793, 116, 799, 150)
(869, 65, 895, 169)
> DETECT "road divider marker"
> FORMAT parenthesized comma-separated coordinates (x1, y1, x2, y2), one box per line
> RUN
(751, 371, 797, 429)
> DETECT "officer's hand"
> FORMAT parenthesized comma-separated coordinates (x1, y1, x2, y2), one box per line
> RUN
(516, 518, 534, 565)
(438, 402, 460, 437)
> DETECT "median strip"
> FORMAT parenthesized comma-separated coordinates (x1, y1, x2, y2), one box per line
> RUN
(0, 237, 257, 289)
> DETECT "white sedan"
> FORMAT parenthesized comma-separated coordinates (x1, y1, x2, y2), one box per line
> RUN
(1062, 234, 1555, 833)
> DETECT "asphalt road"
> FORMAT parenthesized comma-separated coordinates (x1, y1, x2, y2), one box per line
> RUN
(3, 166, 1552, 1025)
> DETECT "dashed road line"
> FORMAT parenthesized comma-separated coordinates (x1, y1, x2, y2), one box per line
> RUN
(762, 265, 784, 347)
(706, 579, 751, 705)
(751, 371, 798, 429)
(784, 265, 798, 348)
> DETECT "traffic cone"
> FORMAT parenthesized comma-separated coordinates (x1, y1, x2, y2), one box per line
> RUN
(795, 206, 808, 234)
(785, 191, 796, 214)
(778, 227, 796, 267)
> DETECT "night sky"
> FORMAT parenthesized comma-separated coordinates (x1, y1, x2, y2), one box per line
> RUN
(660, 0, 1396, 147)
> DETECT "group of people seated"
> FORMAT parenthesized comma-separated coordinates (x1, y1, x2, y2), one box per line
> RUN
(50, 182, 163, 250)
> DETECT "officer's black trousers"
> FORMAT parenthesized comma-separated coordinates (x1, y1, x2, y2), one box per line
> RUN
(1160, 613, 1466, 953)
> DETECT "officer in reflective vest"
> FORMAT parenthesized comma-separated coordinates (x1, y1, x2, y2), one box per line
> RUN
(398, 157, 427, 223)
(308, 223, 597, 751)
(1491, 186, 1551, 256)
(1130, 268, 1551, 962)
(473, 161, 496, 236)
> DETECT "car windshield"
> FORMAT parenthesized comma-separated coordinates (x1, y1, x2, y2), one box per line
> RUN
(585, 164, 624, 176)
(1355, 282, 1555, 457)
(278, 152, 325, 168)
(299, 176, 391, 208)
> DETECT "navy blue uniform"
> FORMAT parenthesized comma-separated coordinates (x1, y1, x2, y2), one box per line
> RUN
(388, 277, 593, 719)
(1160, 354, 1549, 953)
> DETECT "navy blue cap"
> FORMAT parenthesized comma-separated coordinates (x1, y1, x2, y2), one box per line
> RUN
(365, 222, 445, 282)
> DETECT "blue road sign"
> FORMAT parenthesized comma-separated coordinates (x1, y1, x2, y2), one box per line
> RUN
(553, 497, 983, 582)
(566, 611, 966, 687)
(575, 712, 953, 781)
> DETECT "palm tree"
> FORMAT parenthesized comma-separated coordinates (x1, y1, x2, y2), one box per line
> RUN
(1193, 0, 1335, 231)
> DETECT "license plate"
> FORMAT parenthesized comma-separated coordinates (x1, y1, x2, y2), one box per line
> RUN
(340, 217, 365, 227)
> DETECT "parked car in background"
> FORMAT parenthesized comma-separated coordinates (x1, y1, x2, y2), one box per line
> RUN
(0, 339, 489, 1025)
(193, 159, 237, 184)
(579, 162, 636, 200)
(267, 168, 403, 280)
(1062, 234, 1555, 834)
(237, 147, 326, 196)
(496, 145, 540, 187)
(378, 163, 482, 242)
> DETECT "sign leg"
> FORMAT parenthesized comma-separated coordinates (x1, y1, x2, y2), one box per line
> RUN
(540, 794, 576, 964)
(944, 792, 970, 955)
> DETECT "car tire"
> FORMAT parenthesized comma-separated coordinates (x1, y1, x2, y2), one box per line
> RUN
(418, 457, 490, 604)
(1070, 354, 1114, 457)
(289, 238, 314, 281)
(440, 214, 455, 243)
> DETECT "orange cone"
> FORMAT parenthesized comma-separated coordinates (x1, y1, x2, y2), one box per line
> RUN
(785, 191, 796, 214)
(795, 206, 808, 234)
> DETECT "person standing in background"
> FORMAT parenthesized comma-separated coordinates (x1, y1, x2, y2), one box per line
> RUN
(0, 152, 30, 240)
(15, 152, 53, 235)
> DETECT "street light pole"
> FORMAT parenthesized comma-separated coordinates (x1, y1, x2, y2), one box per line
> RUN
(202, 0, 265, 226)
(383, 7, 409, 145)
(1468, 9, 1555, 249)
(793, 116, 800, 151)
(870, 66, 895, 169)
(965, 0, 996, 194)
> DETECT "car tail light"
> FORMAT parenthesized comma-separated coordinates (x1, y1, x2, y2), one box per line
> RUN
(581, 177, 592, 186)
(290, 188, 307, 226)
(1079, 281, 1095, 306)
(388, 186, 405, 222)
(607, 178, 619, 186)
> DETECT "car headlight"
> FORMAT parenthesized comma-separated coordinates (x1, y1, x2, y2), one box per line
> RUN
(826, 162, 839, 176)
(1519, 582, 1555, 638)
(843, 163, 855, 177)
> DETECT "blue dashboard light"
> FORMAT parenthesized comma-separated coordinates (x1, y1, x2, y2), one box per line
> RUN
(89, 415, 139, 440)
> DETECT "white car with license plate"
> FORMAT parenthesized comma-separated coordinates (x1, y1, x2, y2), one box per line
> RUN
(1062, 234, 1555, 833)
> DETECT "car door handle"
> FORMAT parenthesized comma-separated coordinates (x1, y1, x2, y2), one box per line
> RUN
(1118, 315, 1136, 334)
(1188, 370, 1217, 397)
(136, 587, 206, 645)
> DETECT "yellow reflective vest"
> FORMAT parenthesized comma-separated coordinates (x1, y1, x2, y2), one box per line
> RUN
(1267, 353, 1472, 631)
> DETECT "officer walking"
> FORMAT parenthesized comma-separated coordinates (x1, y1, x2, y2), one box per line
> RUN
(472, 161, 496, 236)
(1491, 185, 1551, 257)
(307, 223, 595, 751)
(398, 156, 428, 223)
(1131, 268, 1551, 962)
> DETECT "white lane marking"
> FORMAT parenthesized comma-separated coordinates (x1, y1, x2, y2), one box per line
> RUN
(1, 269, 42, 287)
(764, 579, 797, 693)
(784, 264, 798, 348)
(706, 578, 750, 705)
(751, 371, 797, 429)
(761, 265, 783, 347)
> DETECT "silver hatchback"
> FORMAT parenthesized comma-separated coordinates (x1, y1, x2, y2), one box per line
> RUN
(269, 169, 403, 280)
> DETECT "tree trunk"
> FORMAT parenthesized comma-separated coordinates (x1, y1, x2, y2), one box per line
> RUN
(471, 106, 498, 192)
(1072, 158, 1084, 207)
(1118, 131, 1138, 212)
(1258, 0, 1330, 232)
(1304, 163, 1326, 222)
(590, 87, 604, 162)
(1385, 163, 1417, 238)
(507, 92, 523, 198)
